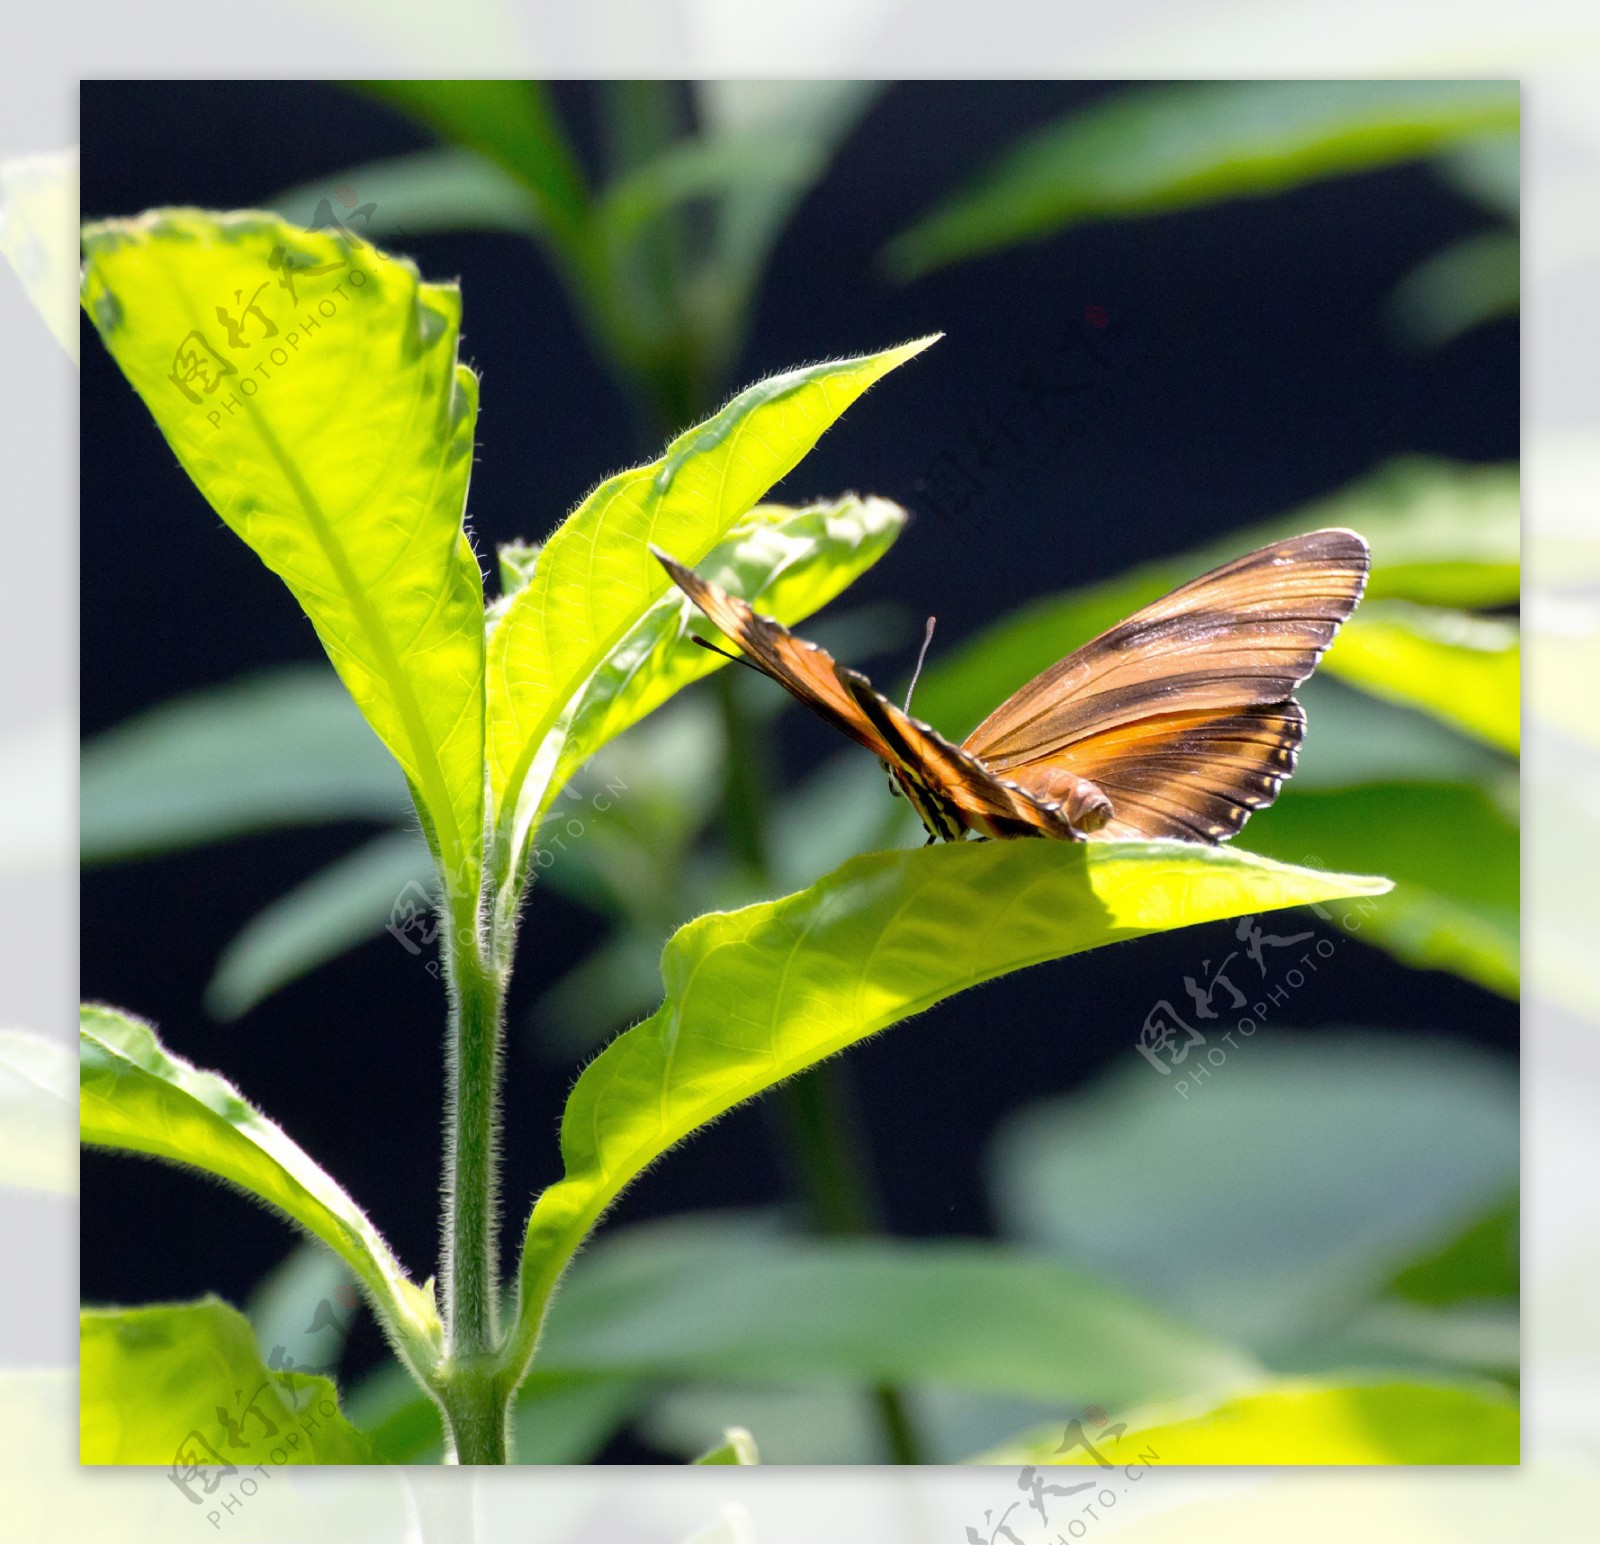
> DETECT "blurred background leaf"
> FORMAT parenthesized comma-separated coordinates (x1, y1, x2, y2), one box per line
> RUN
(881, 80, 1516, 280)
(988, 1034, 1517, 1360)
(80, 667, 409, 864)
(1237, 782, 1518, 997)
(1389, 230, 1520, 349)
(1324, 603, 1519, 754)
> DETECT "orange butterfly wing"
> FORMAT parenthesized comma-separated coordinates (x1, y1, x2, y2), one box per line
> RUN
(651, 547, 894, 760)
(652, 548, 1084, 841)
(963, 529, 1368, 841)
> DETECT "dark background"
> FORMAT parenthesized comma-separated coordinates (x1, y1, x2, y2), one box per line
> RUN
(79, 81, 1518, 1449)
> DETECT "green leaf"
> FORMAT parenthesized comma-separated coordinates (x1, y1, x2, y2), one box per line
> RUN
(1, 150, 80, 359)
(599, 82, 878, 381)
(912, 458, 1519, 744)
(79, 1005, 441, 1374)
(693, 1426, 759, 1465)
(1437, 136, 1520, 220)
(354, 81, 589, 257)
(1286, 677, 1507, 791)
(1325, 602, 1520, 754)
(81, 667, 409, 864)
(81, 210, 486, 910)
(485, 338, 936, 893)
(205, 831, 435, 1020)
(991, 1033, 1518, 1352)
(1237, 781, 1518, 998)
(978, 1378, 1518, 1464)
(268, 148, 544, 241)
(525, 493, 906, 842)
(1389, 1194, 1519, 1306)
(1390, 229, 1520, 349)
(529, 1218, 1255, 1405)
(0, 1028, 75, 1194)
(80, 1298, 377, 1464)
(883, 81, 1517, 278)
(509, 840, 1388, 1375)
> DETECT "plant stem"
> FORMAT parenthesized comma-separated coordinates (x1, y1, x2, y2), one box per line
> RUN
(716, 673, 926, 1466)
(439, 904, 511, 1462)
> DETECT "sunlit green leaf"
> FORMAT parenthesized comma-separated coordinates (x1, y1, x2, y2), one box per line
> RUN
(1390, 229, 1520, 349)
(978, 1378, 1517, 1464)
(81, 667, 408, 864)
(913, 459, 1519, 743)
(486, 338, 935, 900)
(79, 1005, 440, 1374)
(883, 81, 1517, 279)
(80, 1298, 376, 1464)
(509, 840, 1389, 1376)
(206, 831, 435, 1020)
(0, 1028, 75, 1194)
(992, 1034, 1518, 1352)
(82, 210, 486, 910)
(1237, 780, 1518, 997)
(693, 1426, 759, 1464)
(527, 493, 905, 840)
(1325, 602, 1520, 753)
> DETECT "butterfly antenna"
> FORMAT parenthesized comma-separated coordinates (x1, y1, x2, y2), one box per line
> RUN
(691, 633, 763, 676)
(904, 616, 937, 714)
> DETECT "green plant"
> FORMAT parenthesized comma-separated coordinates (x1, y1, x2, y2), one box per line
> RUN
(78, 208, 1415, 1465)
(74, 82, 1523, 1467)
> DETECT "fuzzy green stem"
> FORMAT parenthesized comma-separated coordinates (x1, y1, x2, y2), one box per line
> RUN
(439, 907, 511, 1461)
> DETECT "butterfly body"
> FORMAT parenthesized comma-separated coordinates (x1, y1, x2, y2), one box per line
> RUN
(652, 527, 1368, 846)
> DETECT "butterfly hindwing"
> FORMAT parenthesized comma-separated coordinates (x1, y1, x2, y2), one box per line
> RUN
(1032, 701, 1308, 842)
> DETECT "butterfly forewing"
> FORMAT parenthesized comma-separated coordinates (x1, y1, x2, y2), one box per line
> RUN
(651, 547, 895, 760)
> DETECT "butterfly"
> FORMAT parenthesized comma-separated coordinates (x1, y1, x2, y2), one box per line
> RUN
(651, 528, 1369, 845)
